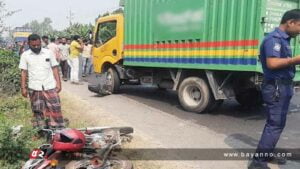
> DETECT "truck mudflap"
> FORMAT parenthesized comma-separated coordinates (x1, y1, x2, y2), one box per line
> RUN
(88, 73, 112, 96)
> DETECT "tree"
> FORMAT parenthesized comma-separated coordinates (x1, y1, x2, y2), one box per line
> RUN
(95, 12, 109, 22)
(112, 8, 124, 15)
(23, 17, 54, 36)
(0, 1, 18, 34)
(95, 8, 123, 22)
(23, 17, 94, 40)
(55, 23, 94, 39)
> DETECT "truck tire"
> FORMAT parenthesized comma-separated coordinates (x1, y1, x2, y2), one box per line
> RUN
(235, 88, 263, 107)
(178, 77, 212, 113)
(107, 67, 120, 93)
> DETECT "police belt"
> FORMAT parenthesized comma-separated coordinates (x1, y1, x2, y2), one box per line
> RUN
(263, 78, 293, 85)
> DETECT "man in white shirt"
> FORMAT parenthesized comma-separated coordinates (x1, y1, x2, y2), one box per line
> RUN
(59, 37, 70, 81)
(19, 34, 65, 130)
(41, 35, 49, 48)
(82, 39, 93, 77)
(48, 38, 61, 62)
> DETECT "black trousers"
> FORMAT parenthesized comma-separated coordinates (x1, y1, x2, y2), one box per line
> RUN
(60, 60, 69, 79)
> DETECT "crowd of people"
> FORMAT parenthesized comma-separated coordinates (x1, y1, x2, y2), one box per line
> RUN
(19, 35, 93, 84)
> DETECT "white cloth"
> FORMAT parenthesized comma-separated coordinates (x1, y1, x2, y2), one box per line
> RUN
(41, 42, 48, 49)
(59, 44, 70, 61)
(19, 48, 59, 91)
(82, 44, 92, 58)
(48, 43, 61, 60)
(69, 57, 79, 82)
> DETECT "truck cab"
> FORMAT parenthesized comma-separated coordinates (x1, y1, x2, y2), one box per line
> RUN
(93, 14, 124, 74)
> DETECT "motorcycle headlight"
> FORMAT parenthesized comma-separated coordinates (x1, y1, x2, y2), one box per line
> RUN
(50, 159, 58, 167)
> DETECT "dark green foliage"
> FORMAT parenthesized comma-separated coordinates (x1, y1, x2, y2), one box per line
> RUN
(0, 49, 20, 96)
(0, 125, 35, 164)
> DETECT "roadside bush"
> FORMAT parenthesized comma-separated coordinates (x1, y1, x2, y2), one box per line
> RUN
(0, 125, 36, 168)
(0, 49, 20, 96)
(0, 96, 42, 168)
(0, 49, 42, 168)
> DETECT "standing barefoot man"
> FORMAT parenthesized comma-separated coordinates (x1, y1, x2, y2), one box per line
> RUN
(19, 34, 65, 130)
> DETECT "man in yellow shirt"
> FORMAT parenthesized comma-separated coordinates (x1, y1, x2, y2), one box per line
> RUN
(69, 35, 83, 84)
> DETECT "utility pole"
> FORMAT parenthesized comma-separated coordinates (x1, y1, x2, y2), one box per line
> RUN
(66, 9, 74, 27)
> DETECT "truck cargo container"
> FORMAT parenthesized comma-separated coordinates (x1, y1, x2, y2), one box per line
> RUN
(89, 0, 300, 113)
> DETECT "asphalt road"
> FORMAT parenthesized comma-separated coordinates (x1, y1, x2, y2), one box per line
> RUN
(119, 85, 300, 148)
(62, 81, 300, 169)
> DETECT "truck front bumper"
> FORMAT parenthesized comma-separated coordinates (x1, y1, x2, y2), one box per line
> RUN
(88, 73, 102, 94)
(88, 73, 112, 95)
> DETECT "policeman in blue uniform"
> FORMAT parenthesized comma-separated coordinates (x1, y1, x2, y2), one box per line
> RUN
(249, 9, 300, 169)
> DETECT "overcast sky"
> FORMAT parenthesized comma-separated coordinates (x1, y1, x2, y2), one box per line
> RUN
(4, 0, 120, 30)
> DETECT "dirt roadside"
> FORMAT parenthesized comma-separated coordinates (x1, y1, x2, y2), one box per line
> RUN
(61, 91, 189, 169)
(60, 89, 279, 169)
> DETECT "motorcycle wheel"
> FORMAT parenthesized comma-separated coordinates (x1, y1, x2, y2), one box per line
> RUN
(109, 155, 133, 169)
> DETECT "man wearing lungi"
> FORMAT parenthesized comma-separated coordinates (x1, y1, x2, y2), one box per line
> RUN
(19, 34, 65, 130)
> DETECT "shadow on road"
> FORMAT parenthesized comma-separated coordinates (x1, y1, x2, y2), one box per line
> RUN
(117, 85, 267, 119)
(224, 133, 300, 169)
(105, 85, 299, 136)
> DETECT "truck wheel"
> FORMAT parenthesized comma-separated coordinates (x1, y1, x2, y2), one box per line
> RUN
(107, 67, 120, 93)
(235, 88, 263, 107)
(178, 77, 212, 113)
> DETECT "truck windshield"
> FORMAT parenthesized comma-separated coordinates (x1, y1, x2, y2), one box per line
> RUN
(94, 20, 117, 47)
